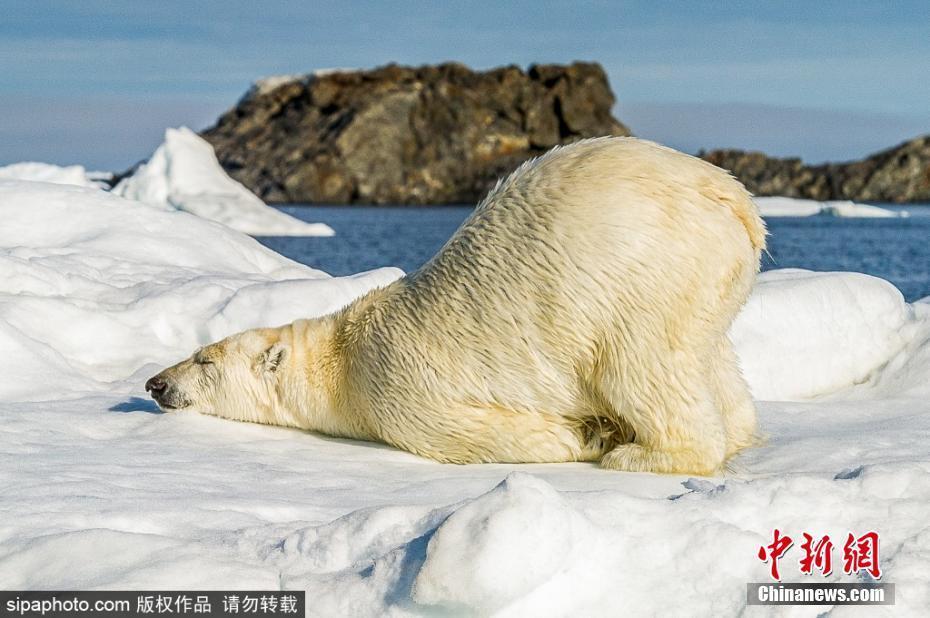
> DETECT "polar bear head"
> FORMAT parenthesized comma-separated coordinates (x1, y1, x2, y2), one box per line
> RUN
(145, 328, 291, 423)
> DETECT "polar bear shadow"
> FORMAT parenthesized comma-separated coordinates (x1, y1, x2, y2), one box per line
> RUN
(109, 397, 162, 414)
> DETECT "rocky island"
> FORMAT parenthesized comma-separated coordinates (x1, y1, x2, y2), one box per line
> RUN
(202, 62, 629, 204)
(702, 135, 930, 203)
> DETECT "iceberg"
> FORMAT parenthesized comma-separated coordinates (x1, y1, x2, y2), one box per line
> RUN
(754, 196, 907, 218)
(114, 127, 334, 237)
(1, 180, 929, 614)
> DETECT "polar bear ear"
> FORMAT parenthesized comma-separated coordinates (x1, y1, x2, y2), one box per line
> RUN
(260, 342, 289, 374)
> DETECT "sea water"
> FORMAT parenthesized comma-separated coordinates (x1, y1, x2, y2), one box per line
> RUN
(259, 204, 930, 302)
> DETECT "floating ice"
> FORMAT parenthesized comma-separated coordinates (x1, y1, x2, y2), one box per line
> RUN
(754, 196, 906, 218)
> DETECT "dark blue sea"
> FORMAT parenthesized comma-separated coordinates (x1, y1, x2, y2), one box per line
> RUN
(258, 204, 930, 302)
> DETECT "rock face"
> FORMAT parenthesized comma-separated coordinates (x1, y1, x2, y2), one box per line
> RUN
(202, 62, 630, 204)
(700, 150, 832, 200)
(702, 135, 930, 203)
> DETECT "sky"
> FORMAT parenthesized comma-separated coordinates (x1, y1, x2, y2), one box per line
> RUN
(1, 1, 928, 170)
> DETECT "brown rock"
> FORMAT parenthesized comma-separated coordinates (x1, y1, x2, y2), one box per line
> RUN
(701, 135, 930, 203)
(201, 62, 630, 204)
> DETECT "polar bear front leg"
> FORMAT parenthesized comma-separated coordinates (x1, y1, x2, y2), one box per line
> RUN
(378, 402, 590, 465)
(598, 364, 728, 476)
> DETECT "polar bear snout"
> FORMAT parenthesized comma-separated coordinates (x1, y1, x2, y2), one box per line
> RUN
(145, 372, 187, 410)
(144, 375, 166, 397)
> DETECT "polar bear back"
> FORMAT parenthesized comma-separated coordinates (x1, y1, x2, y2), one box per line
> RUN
(411, 137, 761, 330)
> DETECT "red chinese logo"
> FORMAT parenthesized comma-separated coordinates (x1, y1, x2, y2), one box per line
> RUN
(758, 530, 881, 580)
(799, 533, 834, 576)
(757, 528, 793, 581)
(843, 531, 881, 579)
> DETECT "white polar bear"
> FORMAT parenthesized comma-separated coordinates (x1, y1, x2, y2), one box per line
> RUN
(146, 137, 765, 475)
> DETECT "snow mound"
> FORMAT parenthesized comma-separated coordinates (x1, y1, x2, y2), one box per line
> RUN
(731, 269, 930, 400)
(412, 473, 596, 614)
(0, 161, 105, 188)
(114, 127, 334, 237)
(0, 180, 399, 402)
(754, 196, 906, 218)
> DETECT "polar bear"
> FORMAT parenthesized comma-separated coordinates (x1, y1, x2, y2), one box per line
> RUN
(146, 137, 765, 475)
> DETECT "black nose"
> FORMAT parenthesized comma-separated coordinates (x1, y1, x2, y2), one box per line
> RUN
(145, 376, 167, 397)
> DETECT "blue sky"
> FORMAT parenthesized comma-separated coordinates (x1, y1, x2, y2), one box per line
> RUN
(1, 1, 928, 169)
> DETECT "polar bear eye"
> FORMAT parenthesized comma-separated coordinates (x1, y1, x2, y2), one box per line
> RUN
(194, 356, 214, 366)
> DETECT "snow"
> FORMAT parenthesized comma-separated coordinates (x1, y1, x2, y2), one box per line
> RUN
(2, 181, 929, 615)
(114, 127, 334, 237)
(0, 180, 394, 402)
(730, 269, 930, 401)
(238, 69, 353, 104)
(312, 67, 357, 78)
(0, 161, 105, 188)
(238, 74, 310, 104)
(754, 196, 907, 218)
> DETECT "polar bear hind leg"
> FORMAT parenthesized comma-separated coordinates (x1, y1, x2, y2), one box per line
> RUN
(597, 357, 728, 475)
(708, 337, 758, 458)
